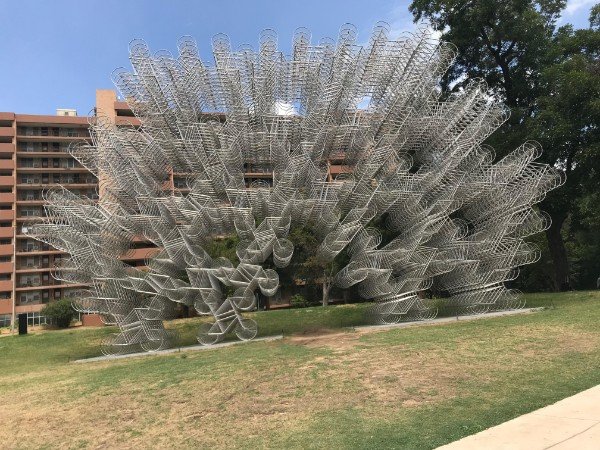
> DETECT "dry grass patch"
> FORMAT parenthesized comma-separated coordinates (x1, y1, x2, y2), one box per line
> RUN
(0, 292, 599, 449)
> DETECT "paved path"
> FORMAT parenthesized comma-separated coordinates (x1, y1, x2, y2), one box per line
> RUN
(73, 334, 283, 363)
(354, 307, 542, 332)
(438, 385, 600, 450)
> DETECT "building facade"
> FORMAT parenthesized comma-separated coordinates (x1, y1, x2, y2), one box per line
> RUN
(0, 90, 157, 328)
(0, 89, 353, 328)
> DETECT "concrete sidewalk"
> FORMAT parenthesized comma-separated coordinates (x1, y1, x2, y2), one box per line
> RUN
(438, 385, 600, 449)
(354, 307, 542, 332)
(73, 334, 283, 363)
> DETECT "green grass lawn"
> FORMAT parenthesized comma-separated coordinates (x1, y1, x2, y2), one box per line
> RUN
(0, 291, 599, 449)
(171, 301, 373, 347)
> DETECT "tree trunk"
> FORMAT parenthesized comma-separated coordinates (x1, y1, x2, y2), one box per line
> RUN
(181, 304, 190, 318)
(322, 280, 330, 307)
(545, 213, 570, 291)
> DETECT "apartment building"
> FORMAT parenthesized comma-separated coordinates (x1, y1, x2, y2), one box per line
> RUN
(0, 109, 94, 327)
(0, 90, 353, 327)
(0, 90, 158, 328)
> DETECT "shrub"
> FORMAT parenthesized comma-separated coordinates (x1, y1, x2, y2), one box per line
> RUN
(290, 294, 309, 308)
(41, 299, 75, 328)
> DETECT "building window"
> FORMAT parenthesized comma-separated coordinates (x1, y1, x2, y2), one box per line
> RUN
(20, 158, 33, 168)
(25, 312, 48, 327)
(0, 314, 11, 327)
(19, 292, 41, 304)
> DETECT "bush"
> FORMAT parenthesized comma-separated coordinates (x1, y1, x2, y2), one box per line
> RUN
(41, 299, 75, 328)
(290, 294, 309, 308)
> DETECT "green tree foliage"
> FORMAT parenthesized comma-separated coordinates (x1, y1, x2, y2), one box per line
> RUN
(41, 299, 75, 328)
(281, 226, 351, 306)
(205, 234, 240, 265)
(290, 294, 309, 308)
(529, 16, 600, 289)
(410, 0, 564, 111)
(410, 0, 600, 290)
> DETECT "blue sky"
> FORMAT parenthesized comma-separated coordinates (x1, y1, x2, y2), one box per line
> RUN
(0, 0, 595, 115)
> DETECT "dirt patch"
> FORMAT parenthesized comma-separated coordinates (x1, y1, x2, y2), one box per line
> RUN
(2, 304, 600, 449)
(288, 328, 361, 351)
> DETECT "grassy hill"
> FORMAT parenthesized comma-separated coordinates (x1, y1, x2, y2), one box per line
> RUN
(0, 291, 599, 449)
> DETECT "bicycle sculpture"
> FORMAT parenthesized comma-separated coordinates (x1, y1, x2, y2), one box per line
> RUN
(27, 23, 563, 355)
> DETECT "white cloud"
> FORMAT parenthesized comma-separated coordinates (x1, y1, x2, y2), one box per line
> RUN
(564, 0, 596, 15)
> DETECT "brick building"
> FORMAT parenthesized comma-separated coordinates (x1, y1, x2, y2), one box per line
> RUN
(0, 90, 157, 328)
(0, 89, 352, 327)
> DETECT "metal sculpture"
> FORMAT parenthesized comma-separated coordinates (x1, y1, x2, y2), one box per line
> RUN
(27, 23, 563, 354)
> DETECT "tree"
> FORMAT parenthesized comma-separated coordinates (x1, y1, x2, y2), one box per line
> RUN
(410, 0, 563, 109)
(41, 299, 75, 328)
(205, 234, 240, 264)
(528, 17, 600, 289)
(283, 226, 350, 306)
(410, 0, 600, 290)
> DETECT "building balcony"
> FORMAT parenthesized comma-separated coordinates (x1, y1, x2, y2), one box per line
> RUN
(16, 216, 45, 222)
(16, 166, 88, 173)
(15, 282, 86, 292)
(16, 280, 44, 288)
(0, 128, 15, 138)
(14, 114, 88, 126)
(16, 248, 63, 256)
(0, 279, 13, 291)
(0, 210, 14, 221)
(120, 247, 161, 261)
(15, 303, 45, 314)
(16, 199, 43, 205)
(0, 261, 13, 273)
(0, 244, 14, 255)
(0, 193, 15, 204)
(114, 101, 131, 111)
(0, 143, 15, 154)
(0, 298, 12, 315)
(115, 116, 141, 127)
(0, 227, 13, 239)
(0, 159, 14, 170)
(16, 266, 51, 273)
(0, 176, 14, 186)
(16, 244, 49, 253)
(16, 181, 96, 188)
(16, 150, 70, 156)
(16, 134, 89, 142)
(0, 112, 15, 121)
